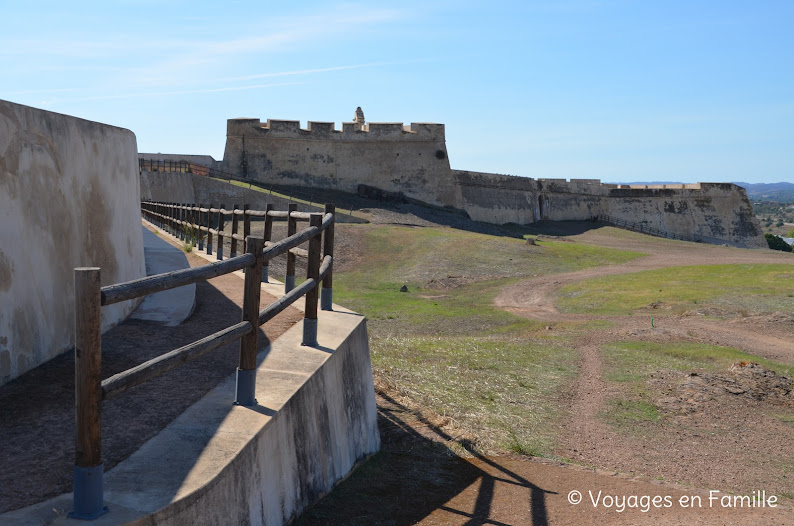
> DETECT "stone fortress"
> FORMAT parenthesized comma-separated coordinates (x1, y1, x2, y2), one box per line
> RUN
(214, 107, 765, 249)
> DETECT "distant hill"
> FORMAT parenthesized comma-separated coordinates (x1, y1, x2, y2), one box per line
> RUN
(605, 181, 794, 202)
(733, 182, 794, 202)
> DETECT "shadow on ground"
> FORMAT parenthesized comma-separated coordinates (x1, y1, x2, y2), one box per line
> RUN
(0, 270, 301, 514)
(295, 392, 556, 526)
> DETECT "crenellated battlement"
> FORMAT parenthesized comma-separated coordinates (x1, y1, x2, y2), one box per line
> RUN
(226, 117, 445, 141)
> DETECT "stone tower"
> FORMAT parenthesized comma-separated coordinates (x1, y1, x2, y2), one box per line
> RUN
(353, 106, 365, 131)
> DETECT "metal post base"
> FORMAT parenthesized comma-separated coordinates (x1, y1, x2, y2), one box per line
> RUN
(302, 318, 318, 347)
(321, 288, 333, 311)
(261, 265, 269, 283)
(69, 464, 108, 520)
(285, 275, 296, 293)
(234, 368, 257, 406)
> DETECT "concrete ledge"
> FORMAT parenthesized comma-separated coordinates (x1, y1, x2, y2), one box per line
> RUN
(129, 226, 196, 326)
(2, 270, 379, 525)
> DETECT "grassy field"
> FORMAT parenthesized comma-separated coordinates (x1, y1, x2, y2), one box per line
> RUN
(333, 224, 643, 454)
(555, 264, 794, 316)
(228, 179, 365, 219)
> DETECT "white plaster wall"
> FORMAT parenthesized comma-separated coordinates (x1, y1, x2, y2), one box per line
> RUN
(0, 100, 145, 386)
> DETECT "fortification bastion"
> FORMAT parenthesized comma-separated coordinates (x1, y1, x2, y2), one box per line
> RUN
(221, 107, 457, 208)
(215, 108, 766, 249)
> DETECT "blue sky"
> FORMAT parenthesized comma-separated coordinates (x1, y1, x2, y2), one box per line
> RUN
(1, 0, 792, 183)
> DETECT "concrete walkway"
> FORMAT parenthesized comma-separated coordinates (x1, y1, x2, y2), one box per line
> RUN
(129, 225, 195, 326)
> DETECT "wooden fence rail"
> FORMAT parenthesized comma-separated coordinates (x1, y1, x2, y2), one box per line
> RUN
(138, 158, 355, 215)
(140, 200, 336, 297)
(69, 202, 335, 519)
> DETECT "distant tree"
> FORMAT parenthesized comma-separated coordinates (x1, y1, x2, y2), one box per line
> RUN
(776, 221, 784, 227)
(765, 233, 792, 252)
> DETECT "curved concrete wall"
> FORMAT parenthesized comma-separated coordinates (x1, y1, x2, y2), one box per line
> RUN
(0, 100, 145, 386)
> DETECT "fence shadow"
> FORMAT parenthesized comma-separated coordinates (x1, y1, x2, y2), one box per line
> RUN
(295, 391, 555, 526)
(0, 276, 292, 514)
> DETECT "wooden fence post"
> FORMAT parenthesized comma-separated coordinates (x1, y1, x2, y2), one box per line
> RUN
(70, 268, 108, 519)
(285, 203, 297, 292)
(198, 204, 205, 251)
(243, 204, 251, 255)
(236, 236, 264, 406)
(321, 204, 335, 311)
(262, 204, 273, 283)
(216, 203, 225, 260)
(230, 203, 240, 257)
(303, 214, 322, 346)
(179, 204, 185, 241)
(191, 204, 198, 248)
(206, 204, 213, 256)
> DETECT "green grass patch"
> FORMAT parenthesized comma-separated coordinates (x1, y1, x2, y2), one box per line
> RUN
(600, 399, 662, 428)
(602, 341, 794, 382)
(371, 335, 577, 455)
(599, 341, 794, 431)
(228, 179, 367, 219)
(331, 224, 645, 454)
(776, 415, 794, 427)
(556, 264, 794, 316)
(334, 225, 643, 335)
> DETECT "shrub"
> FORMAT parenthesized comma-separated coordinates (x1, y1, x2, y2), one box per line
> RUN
(765, 233, 792, 252)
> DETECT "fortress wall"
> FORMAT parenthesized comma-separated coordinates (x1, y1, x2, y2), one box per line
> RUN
(452, 171, 765, 248)
(139, 170, 196, 203)
(222, 119, 456, 207)
(0, 100, 145, 386)
(219, 115, 764, 249)
(603, 184, 766, 248)
(452, 170, 608, 224)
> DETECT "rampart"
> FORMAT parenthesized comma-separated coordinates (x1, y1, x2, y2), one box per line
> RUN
(219, 111, 766, 249)
(0, 100, 146, 386)
(453, 171, 765, 248)
(221, 118, 457, 207)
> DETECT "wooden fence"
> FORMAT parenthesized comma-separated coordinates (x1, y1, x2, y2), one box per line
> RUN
(69, 202, 335, 519)
(138, 159, 347, 213)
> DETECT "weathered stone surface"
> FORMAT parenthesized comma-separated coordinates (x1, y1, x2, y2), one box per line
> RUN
(220, 116, 456, 208)
(215, 111, 765, 249)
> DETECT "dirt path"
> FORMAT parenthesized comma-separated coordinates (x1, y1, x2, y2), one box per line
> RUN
(492, 230, 794, 513)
